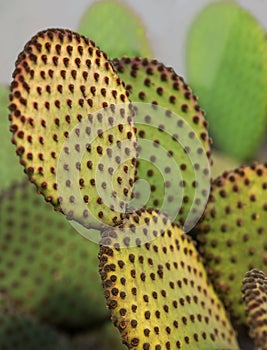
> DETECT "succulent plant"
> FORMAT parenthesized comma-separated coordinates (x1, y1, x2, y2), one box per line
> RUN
(78, 0, 152, 59)
(0, 292, 72, 350)
(186, 1, 267, 161)
(113, 57, 212, 231)
(9, 28, 136, 230)
(4, 8, 267, 348)
(99, 208, 239, 349)
(242, 269, 267, 349)
(196, 163, 267, 324)
(0, 180, 108, 330)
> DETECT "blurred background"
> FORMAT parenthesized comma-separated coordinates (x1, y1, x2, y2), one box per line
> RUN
(0, 0, 267, 84)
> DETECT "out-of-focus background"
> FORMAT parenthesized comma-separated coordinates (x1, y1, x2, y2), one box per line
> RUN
(0, 0, 266, 84)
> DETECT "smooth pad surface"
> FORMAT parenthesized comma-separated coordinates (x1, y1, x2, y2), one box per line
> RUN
(78, 0, 152, 58)
(187, 1, 267, 160)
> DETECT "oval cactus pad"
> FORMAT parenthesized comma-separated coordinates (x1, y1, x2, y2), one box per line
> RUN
(0, 181, 108, 329)
(78, 0, 152, 58)
(197, 163, 267, 324)
(9, 29, 136, 230)
(99, 209, 239, 349)
(187, 1, 267, 160)
(113, 57, 212, 231)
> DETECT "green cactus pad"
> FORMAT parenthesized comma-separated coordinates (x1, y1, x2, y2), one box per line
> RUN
(72, 321, 126, 350)
(78, 0, 152, 59)
(99, 209, 239, 349)
(9, 28, 136, 230)
(0, 292, 72, 350)
(186, 1, 267, 160)
(0, 84, 26, 191)
(242, 269, 267, 349)
(0, 180, 108, 330)
(197, 163, 267, 324)
(112, 57, 212, 231)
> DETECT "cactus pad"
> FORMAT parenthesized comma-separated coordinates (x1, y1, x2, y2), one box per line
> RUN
(99, 209, 239, 349)
(0, 84, 25, 190)
(78, 0, 152, 59)
(0, 180, 108, 330)
(186, 1, 267, 160)
(197, 163, 267, 323)
(9, 28, 136, 229)
(113, 57, 212, 231)
(0, 292, 72, 350)
(242, 269, 267, 349)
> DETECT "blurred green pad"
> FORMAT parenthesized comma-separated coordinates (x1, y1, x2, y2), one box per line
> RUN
(187, 1, 267, 161)
(0, 293, 72, 350)
(78, 0, 152, 58)
(0, 181, 108, 330)
(0, 84, 25, 190)
(212, 150, 240, 178)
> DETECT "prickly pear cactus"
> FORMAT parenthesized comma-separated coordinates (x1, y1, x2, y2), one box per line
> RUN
(9, 28, 136, 230)
(113, 57, 212, 231)
(99, 209, 239, 349)
(0, 180, 108, 330)
(187, 1, 267, 160)
(0, 84, 25, 190)
(242, 269, 267, 350)
(0, 292, 72, 350)
(197, 163, 267, 324)
(78, 0, 152, 58)
(72, 321, 126, 350)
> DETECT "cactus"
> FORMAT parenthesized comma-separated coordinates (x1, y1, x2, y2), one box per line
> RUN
(211, 151, 239, 179)
(197, 163, 267, 324)
(99, 208, 239, 349)
(0, 84, 25, 190)
(78, 0, 152, 59)
(113, 57, 212, 231)
(72, 321, 126, 350)
(9, 28, 136, 230)
(0, 292, 72, 350)
(242, 269, 267, 349)
(0, 180, 108, 330)
(186, 1, 267, 160)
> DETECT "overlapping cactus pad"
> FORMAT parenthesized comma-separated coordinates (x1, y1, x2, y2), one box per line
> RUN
(197, 163, 267, 323)
(9, 28, 136, 229)
(0, 181, 108, 330)
(99, 209, 239, 349)
(0, 292, 72, 350)
(187, 1, 267, 160)
(78, 0, 152, 58)
(113, 57, 212, 231)
(242, 269, 267, 350)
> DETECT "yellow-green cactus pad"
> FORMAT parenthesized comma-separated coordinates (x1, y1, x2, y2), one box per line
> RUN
(78, 0, 152, 58)
(99, 209, 239, 349)
(0, 292, 72, 350)
(197, 163, 267, 324)
(9, 28, 136, 230)
(113, 57, 212, 231)
(187, 1, 267, 160)
(0, 181, 108, 330)
(242, 269, 267, 350)
(0, 84, 25, 190)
